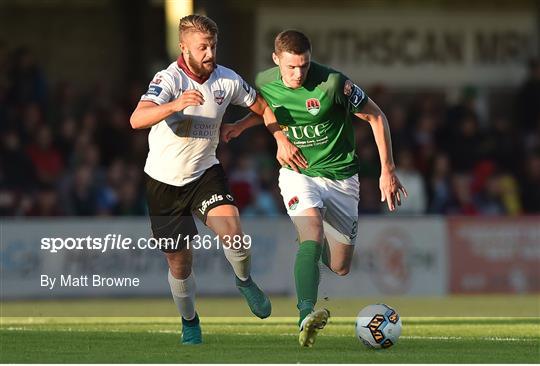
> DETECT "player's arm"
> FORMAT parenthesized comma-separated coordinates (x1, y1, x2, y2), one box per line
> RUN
(222, 94, 307, 172)
(130, 90, 204, 129)
(221, 112, 263, 142)
(251, 95, 308, 172)
(355, 98, 408, 211)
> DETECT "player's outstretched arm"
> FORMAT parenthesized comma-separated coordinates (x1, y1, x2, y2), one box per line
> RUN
(221, 95, 273, 142)
(355, 98, 408, 211)
(221, 112, 263, 143)
(129, 90, 205, 129)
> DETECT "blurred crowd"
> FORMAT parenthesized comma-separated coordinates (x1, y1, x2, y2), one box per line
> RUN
(1, 45, 539, 217)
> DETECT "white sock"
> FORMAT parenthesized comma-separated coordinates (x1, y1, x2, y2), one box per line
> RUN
(167, 270, 196, 321)
(223, 246, 251, 281)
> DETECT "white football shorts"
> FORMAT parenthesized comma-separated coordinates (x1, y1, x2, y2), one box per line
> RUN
(278, 168, 360, 245)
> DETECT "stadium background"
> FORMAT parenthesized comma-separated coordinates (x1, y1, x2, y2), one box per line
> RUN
(1, 0, 539, 307)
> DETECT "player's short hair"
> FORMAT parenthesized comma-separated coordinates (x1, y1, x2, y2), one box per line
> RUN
(274, 30, 312, 55)
(179, 14, 218, 40)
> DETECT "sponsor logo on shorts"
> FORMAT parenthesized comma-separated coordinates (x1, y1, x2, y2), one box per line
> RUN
(305, 98, 320, 116)
(199, 194, 224, 215)
(213, 89, 225, 105)
(288, 196, 299, 210)
(225, 194, 234, 201)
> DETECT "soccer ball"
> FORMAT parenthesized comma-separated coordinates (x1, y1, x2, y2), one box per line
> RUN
(355, 304, 402, 349)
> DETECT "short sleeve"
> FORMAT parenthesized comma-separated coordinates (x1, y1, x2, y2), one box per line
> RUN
(230, 72, 257, 107)
(335, 73, 368, 114)
(140, 71, 175, 105)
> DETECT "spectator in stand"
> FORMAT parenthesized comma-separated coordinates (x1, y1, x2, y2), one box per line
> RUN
(515, 58, 540, 134)
(27, 184, 63, 216)
(1, 129, 36, 189)
(427, 153, 453, 214)
(25, 125, 64, 185)
(474, 173, 507, 215)
(449, 174, 478, 215)
(392, 148, 427, 215)
(97, 106, 131, 166)
(519, 152, 540, 213)
(448, 114, 483, 173)
(7, 47, 47, 109)
(62, 164, 99, 216)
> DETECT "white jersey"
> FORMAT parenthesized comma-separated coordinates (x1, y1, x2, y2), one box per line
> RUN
(140, 61, 256, 186)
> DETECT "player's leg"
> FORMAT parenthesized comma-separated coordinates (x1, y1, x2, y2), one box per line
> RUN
(191, 164, 270, 318)
(291, 209, 331, 347)
(206, 205, 250, 280)
(164, 247, 201, 345)
(321, 236, 355, 276)
(205, 204, 271, 318)
(145, 174, 201, 344)
(320, 174, 360, 276)
(278, 168, 330, 347)
(291, 208, 324, 323)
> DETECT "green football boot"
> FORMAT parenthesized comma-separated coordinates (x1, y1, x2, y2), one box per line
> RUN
(236, 276, 272, 319)
(181, 313, 202, 345)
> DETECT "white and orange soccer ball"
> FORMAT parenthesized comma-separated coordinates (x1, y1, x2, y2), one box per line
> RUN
(355, 304, 402, 349)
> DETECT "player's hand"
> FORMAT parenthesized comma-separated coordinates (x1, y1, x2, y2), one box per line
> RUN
(221, 122, 243, 143)
(379, 169, 408, 211)
(172, 89, 205, 111)
(275, 133, 308, 173)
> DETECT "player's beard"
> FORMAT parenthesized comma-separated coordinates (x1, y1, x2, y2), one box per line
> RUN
(187, 52, 215, 78)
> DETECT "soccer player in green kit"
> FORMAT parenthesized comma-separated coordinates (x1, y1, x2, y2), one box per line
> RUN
(222, 30, 407, 347)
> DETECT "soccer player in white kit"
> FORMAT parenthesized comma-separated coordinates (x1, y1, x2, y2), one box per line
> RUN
(130, 15, 276, 345)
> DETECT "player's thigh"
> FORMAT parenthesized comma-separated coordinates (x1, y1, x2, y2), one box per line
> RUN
(145, 173, 197, 253)
(322, 174, 360, 245)
(278, 168, 324, 242)
(205, 204, 243, 239)
(291, 207, 325, 243)
(189, 164, 239, 236)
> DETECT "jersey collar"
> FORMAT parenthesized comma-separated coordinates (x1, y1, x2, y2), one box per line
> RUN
(176, 55, 211, 84)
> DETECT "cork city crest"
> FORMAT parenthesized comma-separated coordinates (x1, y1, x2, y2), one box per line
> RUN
(305, 98, 320, 116)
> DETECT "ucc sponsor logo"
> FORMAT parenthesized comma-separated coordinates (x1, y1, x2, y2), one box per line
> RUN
(288, 122, 327, 140)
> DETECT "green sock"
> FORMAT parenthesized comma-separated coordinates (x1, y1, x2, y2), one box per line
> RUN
(294, 240, 322, 326)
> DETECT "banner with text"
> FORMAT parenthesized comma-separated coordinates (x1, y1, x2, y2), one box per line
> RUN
(448, 217, 540, 294)
(255, 8, 538, 87)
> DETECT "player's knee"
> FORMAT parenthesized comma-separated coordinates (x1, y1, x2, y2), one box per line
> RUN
(219, 219, 242, 238)
(168, 263, 191, 279)
(333, 264, 350, 276)
(165, 253, 192, 279)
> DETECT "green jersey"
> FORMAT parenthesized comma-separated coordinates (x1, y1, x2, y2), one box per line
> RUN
(256, 62, 368, 180)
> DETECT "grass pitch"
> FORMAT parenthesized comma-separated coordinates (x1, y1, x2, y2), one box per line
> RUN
(1, 296, 539, 363)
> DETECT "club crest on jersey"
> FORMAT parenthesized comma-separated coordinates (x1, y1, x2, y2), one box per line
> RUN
(306, 98, 321, 116)
(213, 90, 225, 105)
(288, 196, 299, 210)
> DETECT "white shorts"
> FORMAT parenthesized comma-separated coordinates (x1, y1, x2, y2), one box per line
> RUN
(278, 168, 360, 245)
